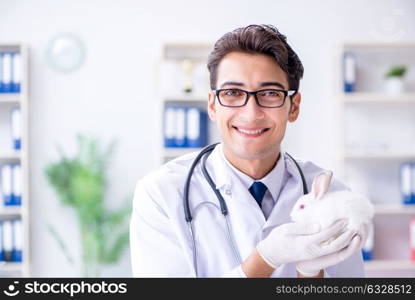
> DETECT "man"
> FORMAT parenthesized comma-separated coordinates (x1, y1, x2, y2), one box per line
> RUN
(130, 24, 367, 277)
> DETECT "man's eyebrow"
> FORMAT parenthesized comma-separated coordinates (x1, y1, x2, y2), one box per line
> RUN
(220, 81, 244, 88)
(219, 81, 287, 89)
(260, 82, 286, 89)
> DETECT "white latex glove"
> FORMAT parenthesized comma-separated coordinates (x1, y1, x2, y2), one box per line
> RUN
(355, 223, 369, 249)
(296, 227, 365, 277)
(256, 219, 351, 269)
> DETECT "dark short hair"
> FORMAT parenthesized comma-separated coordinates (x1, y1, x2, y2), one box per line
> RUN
(207, 24, 304, 91)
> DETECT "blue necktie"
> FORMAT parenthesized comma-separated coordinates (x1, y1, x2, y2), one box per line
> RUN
(249, 181, 268, 208)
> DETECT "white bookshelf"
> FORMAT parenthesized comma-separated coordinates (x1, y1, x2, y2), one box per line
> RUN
(342, 92, 415, 103)
(345, 151, 415, 160)
(0, 152, 22, 161)
(164, 95, 207, 103)
(0, 44, 30, 277)
(365, 260, 415, 271)
(163, 147, 203, 158)
(0, 206, 22, 216)
(159, 42, 219, 164)
(336, 42, 415, 277)
(0, 95, 20, 104)
(374, 204, 415, 215)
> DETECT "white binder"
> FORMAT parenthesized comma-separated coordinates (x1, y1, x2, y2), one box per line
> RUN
(1, 165, 13, 205)
(12, 164, 22, 205)
(12, 219, 22, 262)
(11, 108, 22, 150)
(1, 53, 12, 93)
(2, 220, 13, 261)
(174, 107, 186, 147)
(164, 106, 176, 147)
(12, 52, 21, 93)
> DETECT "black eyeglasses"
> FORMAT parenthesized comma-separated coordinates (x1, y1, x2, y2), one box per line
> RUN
(212, 88, 297, 108)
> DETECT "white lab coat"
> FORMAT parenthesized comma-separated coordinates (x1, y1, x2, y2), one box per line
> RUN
(130, 143, 365, 277)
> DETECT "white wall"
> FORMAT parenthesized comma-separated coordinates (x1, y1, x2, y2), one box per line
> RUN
(0, 0, 414, 276)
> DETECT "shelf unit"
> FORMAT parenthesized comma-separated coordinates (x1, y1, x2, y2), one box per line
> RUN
(374, 204, 415, 215)
(345, 152, 415, 160)
(159, 42, 219, 163)
(0, 206, 22, 216)
(336, 42, 415, 276)
(162, 147, 203, 160)
(0, 44, 30, 277)
(364, 204, 415, 273)
(342, 92, 415, 103)
(364, 260, 415, 271)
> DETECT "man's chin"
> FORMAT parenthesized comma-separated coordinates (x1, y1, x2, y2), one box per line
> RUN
(232, 145, 272, 161)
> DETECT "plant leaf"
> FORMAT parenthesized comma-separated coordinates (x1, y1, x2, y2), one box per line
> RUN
(47, 224, 75, 265)
(101, 230, 130, 264)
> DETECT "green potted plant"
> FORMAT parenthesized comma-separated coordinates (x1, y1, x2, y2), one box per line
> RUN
(384, 65, 407, 94)
(45, 135, 131, 277)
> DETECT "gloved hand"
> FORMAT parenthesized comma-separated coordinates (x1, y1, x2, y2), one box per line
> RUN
(355, 223, 370, 249)
(296, 223, 369, 277)
(256, 219, 353, 269)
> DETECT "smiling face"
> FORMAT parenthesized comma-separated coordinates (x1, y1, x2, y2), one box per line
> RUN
(208, 51, 301, 163)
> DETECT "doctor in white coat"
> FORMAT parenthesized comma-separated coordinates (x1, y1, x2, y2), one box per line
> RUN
(130, 24, 367, 278)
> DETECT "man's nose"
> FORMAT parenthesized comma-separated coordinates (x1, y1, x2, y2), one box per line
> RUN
(239, 94, 265, 120)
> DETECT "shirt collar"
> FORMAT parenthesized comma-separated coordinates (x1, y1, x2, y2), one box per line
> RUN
(208, 143, 232, 190)
(218, 144, 287, 203)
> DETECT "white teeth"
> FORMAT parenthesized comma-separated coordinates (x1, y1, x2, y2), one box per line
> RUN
(237, 128, 265, 135)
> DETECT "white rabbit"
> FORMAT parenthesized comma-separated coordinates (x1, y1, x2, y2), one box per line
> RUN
(290, 171, 374, 232)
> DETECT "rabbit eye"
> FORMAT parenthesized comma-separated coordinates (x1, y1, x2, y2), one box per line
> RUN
(299, 204, 305, 210)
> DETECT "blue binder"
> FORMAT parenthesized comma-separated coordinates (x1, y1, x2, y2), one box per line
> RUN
(361, 250, 372, 261)
(0, 222, 4, 261)
(412, 163, 415, 204)
(186, 107, 208, 148)
(0, 53, 3, 93)
(401, 163, 415, 205)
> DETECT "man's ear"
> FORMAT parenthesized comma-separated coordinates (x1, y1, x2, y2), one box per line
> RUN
(288, 92, 301, 122)
(207, 91, 216, 121)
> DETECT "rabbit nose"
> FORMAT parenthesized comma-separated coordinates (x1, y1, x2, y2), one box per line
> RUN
(300, 204, 305, 209)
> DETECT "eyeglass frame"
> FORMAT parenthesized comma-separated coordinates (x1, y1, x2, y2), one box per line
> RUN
(212, 88, 297, 108)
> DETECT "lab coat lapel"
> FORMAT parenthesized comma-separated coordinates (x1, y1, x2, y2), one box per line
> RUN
(261, 154, 305, 238)
(224, 175, 266, 260)
(206, 144, 266, 260)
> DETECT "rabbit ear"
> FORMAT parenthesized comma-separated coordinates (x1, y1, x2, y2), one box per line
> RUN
(310, 171, 333, 199)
